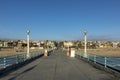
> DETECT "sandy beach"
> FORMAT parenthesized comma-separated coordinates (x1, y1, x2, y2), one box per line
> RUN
(0, 48, 120, 57)
(78, 48, 120, 57)
(0, 49, 43, 57)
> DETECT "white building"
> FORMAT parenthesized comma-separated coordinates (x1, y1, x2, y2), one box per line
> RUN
(112, 42, 119, 48)
(64, 42, 73, 47)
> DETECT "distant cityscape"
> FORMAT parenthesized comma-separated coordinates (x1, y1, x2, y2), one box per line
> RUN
(0, 40, 120, 51)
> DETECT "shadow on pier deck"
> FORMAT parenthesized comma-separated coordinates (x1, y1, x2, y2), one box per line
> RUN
(0, 50, 118, 80)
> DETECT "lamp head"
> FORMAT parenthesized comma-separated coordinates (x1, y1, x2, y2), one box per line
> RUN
(84, 30, 87, 35)
(27, 30, 30, 34)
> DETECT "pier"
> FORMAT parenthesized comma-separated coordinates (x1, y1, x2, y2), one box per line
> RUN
(0, 50, 117, 80)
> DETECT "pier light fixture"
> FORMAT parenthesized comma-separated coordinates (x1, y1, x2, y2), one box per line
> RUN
(26, 30, 30, 58)
(84, 30, 87, 58)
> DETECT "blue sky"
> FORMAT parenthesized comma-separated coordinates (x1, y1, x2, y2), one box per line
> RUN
(0, 0, 120, 41)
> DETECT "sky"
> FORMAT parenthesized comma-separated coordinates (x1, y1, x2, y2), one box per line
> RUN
(0, 0, 120, 41)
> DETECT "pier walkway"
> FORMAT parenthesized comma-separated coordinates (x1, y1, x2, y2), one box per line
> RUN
(0, 50, 116, 80)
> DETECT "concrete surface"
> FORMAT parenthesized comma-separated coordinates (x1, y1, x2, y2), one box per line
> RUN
(0, 50, 118, 80)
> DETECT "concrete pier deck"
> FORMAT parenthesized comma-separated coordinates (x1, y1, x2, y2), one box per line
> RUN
(0, 50, 117, 80)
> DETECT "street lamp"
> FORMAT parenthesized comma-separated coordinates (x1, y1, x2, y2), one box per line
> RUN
(84, 30, 87, 58)
(26, 30, 30, 58)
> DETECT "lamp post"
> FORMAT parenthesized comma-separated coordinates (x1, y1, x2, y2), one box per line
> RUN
(84, 30, 87, 58)
(27, 30, 30, 58)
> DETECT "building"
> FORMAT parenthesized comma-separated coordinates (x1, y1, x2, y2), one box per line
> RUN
(63, 41, 74, 48)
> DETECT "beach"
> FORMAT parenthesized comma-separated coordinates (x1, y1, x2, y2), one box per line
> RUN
(78, 48, 120, 57)
(0, 49, 42, 57)
(0, 48, 120, 57)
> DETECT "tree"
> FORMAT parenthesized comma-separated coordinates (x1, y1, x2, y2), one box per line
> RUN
(53, 41, 58, 47)
(59, 41, 64, 48)
(78, 41, 84, 49)
(8, 42, 13, 48)
(105, 41, 113, 48)
(22, 43, 27, 48)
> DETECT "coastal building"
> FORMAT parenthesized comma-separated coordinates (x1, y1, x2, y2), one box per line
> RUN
(0, 41, 3, 47)
(0, 41, 8, 47)
(63, 41, 74, 48)
(112, 41, 119, 48)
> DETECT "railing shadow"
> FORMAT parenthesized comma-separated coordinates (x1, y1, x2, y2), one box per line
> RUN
(8, 65, 37, 80)
(0, 54, 44, 78)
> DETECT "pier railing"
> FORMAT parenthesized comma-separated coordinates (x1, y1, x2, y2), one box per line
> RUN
(0, 50, 45, 69)
(76, 51, 120, 72)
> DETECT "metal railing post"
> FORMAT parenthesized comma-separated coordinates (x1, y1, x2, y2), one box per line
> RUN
(3, 57, 6, 68)
(80, 53, 82, 58)
(16, 55, 19, 64)
(78, 53, 80, 58)
(24, 54, 26, 61)
(104, 57, 107, 68)
(87, 54, 89, 61)
(94, 55, 96, 64)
